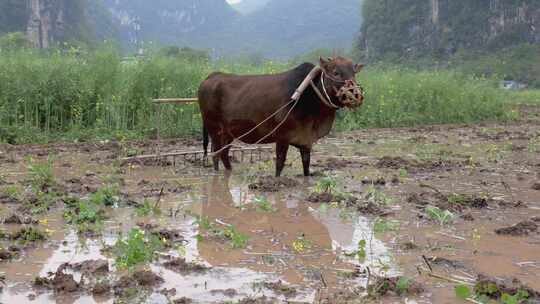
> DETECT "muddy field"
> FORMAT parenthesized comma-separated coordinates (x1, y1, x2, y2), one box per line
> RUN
(1, 108, 540, 304)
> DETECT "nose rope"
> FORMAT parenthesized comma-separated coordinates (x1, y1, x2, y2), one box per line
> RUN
(309, 71, 339, 109)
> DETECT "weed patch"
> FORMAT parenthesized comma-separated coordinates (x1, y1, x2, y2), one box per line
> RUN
(112, 228, 166, 270)
(11, 227, 47, 244)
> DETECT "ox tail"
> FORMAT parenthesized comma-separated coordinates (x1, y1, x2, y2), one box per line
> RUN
(203, 125, 209, 158)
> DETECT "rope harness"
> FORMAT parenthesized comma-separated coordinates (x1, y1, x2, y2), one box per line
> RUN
(209, 66, 363, 157)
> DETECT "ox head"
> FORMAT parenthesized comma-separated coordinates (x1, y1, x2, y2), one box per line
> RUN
(319, 56, 365, 109)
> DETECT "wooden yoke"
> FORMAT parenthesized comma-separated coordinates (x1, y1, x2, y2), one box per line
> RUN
(291, 66, 322, 101)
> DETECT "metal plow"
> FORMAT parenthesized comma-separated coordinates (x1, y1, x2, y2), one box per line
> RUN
(121, 146, 274, 168)
(120, 98, 274, 168)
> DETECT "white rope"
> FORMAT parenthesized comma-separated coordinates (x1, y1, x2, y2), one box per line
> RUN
(320, 72, 339, 108)
(209, 98, 298, 156)
(309, 72, 339, 109)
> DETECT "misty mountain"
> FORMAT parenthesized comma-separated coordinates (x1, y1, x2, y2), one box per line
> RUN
(102, 0, 238, 48)
(218, 0, 362, 58)
(102, 0, 362, 58)
(358, 0, 540, 60)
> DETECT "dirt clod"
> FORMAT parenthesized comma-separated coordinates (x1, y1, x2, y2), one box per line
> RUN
(162, 257, 209, 274)
(34, 266, 80, 293)
(210, 288, 238, 297)
(532, 182, 540, 190)
(173, 297, 193, 304)
(495, 220, 538, 236)
(263, 280, 297, 298)
(133, 270, 164, 286)
(475, 274, 540, 301)
(0, 248, 16, 261)
(71, 259, 109, 275)
(92, 281, 111, 295)
(248, 176, 298, 192)
(238, 296, 277, 304)
(307, 192, 336, 203)
(4, 213, 37, 224)
(367, 276, 424, 297)
(113, 270, 164, 295)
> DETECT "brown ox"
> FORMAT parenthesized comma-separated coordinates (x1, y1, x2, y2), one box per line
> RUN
(197, 57, 364, 177)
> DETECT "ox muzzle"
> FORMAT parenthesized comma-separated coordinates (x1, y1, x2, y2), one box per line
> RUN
(336, 80, 364, 109)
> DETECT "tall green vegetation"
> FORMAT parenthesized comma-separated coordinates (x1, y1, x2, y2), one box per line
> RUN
(0, 45, 208, 143)
(0, 42, 512, 144)
(337, 67, 510, 130)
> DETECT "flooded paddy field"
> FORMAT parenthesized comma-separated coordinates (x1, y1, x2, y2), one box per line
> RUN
(1, 108, 540, 304)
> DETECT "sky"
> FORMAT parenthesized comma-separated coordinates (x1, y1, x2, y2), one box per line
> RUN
(226, 0, 242, 4)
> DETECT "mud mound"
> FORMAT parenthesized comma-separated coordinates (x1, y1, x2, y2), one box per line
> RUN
(34, 265, 80, 293)
(307, 192, 337, 203)
(361, 176, 387, 186)
(495, 220, 539, 236)
(407, 191, 491, 213)
(70, 259, 109, 275)
(315, 157, 357, 170)
(0, 193, 20, 205)
(347, 200, 392, 217)
(376, 156, 411, 170)
(376, 156, 468, 173)
(4, 213, 37, 224)
(248, 176, 298, 192)
(114, 270, 164, 295)
(263, 280, 297, 298)
(238, 296, 277, 304)
(367, 276, 424, 297)
(92, 281, 111, 295)
(162, 257, 209, 274)
(0, 246, 20, 261)
(475, 274, 540, 301)
(173, 298, 194, 304)
(210, 288, 238, 297)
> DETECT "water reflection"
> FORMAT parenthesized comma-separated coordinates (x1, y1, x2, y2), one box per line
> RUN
(0, 173, 395, 303)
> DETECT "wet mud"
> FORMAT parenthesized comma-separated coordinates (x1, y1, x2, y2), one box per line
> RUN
(1, 107, 540, 303)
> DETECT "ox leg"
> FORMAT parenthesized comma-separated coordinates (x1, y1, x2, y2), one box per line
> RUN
(220, 145, 232, 171)
(300, 147, 311, 177)
(212, 139, 220, 171)
(275, 142, 289, 177)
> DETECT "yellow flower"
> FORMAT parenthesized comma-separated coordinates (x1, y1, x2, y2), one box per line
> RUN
(39, 219, 49, 226)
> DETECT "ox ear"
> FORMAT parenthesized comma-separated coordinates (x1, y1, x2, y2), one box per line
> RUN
(319, 56, 332, 70)
(354, 63, 365, 74)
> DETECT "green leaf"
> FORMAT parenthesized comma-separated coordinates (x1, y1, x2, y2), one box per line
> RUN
(455, 284, 472, 300)
(396, 276, 410, 294)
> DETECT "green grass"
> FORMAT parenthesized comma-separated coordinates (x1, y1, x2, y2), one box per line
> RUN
(89, 185, 119, 206)
(425, 206, 454, 226)
(11, 227, 47, 244)
(63, 198, 105, 234)
(113, 228, 166, 270)
(0, 46, 514, 144)
(135, 199, 161, 216)
(337, 67, 512, 131)
(507, 89, 540, 105)
(26, 156, 55, 190)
